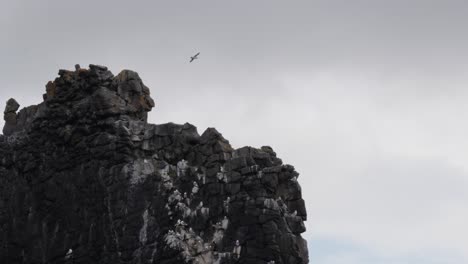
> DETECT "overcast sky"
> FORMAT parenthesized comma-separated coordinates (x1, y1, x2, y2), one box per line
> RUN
(1, 0, 468, 263)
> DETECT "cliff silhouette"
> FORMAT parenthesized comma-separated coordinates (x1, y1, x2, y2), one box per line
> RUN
(0, 65, 308, 264)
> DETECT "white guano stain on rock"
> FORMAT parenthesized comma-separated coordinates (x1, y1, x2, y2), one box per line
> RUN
(126, 159, 155, 185)
(139, 209, 149, 245)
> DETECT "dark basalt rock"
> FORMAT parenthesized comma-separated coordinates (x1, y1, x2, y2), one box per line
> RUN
(0, 65, 308, 264)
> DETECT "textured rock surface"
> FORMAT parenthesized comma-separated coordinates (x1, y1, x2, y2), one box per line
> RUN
(0, 65, 308, 264)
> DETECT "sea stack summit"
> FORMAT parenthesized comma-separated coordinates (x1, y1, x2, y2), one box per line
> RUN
(0, 65, 308, 264)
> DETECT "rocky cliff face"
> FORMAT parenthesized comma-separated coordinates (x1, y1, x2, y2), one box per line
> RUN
(0, 65, 308, 264)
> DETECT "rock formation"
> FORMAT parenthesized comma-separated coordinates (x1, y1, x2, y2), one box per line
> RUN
(0, 65, 308, 264)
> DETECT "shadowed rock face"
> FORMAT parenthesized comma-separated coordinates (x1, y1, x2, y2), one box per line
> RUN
(0, 65, 308, 264)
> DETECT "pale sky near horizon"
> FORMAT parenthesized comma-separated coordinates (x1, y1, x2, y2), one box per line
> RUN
(1, 1, 468, 263)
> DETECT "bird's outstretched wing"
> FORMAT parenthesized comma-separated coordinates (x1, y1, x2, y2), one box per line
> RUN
(189, 52, 200, 63)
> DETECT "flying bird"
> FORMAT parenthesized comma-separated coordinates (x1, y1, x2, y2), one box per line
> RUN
(190, 52, 200, 63)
